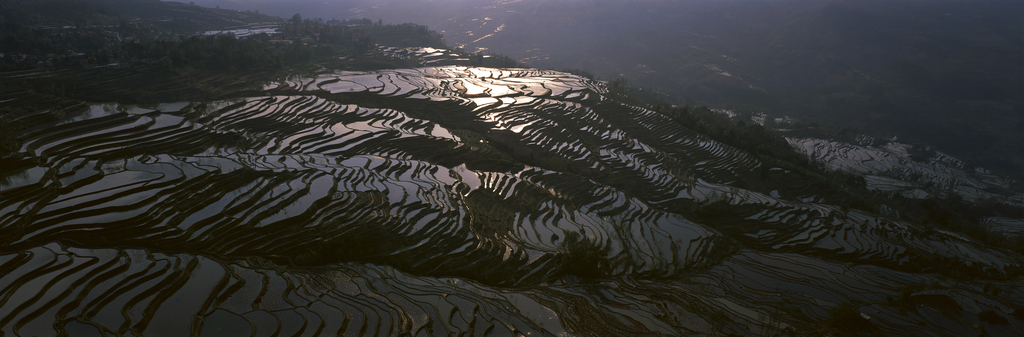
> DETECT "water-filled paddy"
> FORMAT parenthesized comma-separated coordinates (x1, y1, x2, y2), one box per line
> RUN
(1, 66, 1021, 336)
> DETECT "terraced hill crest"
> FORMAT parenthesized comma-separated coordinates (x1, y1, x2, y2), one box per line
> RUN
(2, 58, 1023, 336)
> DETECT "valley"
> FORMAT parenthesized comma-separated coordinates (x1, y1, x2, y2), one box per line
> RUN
(1, 1, 1023, 336)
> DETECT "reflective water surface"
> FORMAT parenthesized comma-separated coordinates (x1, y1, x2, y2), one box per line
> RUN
(1, 66, 1022, 336)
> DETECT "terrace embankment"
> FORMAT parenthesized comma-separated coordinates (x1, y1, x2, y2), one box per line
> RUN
(2, 63, 1023, 336)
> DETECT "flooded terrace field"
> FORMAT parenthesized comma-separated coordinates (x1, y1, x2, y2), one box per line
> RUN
(1, 65, 1023, 336)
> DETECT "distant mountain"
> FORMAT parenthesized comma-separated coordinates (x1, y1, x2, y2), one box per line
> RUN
(0, 0, 280, 32)
(96, 0, 281, 31)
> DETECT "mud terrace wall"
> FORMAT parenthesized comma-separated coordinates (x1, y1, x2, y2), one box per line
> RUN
(788, 137, 1024, 206)
(2, 66, 1022, 336)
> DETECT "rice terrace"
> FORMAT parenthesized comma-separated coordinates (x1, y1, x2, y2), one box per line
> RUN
(1, 0, 1023, 336)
